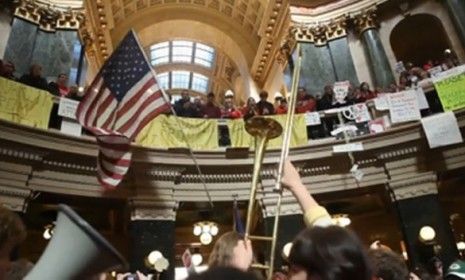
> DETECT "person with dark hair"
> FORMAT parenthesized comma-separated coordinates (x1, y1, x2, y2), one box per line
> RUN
(295, 88, 316, 114)
(410, 266, 435, 280)
(279, 160, 372, 280)
(174, 90, 198, 117)
(202, 92, 221, 118)
(48, 73, 70, 97)
(0, 60, 17, 81)
(358, 82, 377, 102)
(19, 64, 48, 91)
(186, 267, 257, 280)
(0, 206, 33, 280)
(242, 97, 258, 120)
(367, 249, 409, 280)
(256, 91, 275, 115)
(317, 85, 334, 111)
(427, 257, 444, 280)
(276, 99, 288, 115)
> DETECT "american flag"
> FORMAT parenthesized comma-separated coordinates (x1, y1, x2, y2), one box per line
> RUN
(76, 31, 170, 189)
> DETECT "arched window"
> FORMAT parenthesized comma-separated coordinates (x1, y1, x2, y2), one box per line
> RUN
(157, 71, 210, 93)
(150, 40, 216, 68)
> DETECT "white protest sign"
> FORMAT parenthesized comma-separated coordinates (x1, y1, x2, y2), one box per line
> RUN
(58, 97, 80, 119)
(421, 112, 463, 149)
(395, 61, 406, 74)
(60, 119, 82, 137)
(368, 118, 386, 134)
(427, 66, 443, 78)
(305, 112, 321, 126)
(432, 65, 465, 83)
(374, 94, 389, 111)
(388, 90, 421, 124)
(333, 142, 364, 153)
(333, 81, 350, 104)
(414, 87, 429, 110)
(352, 103, 371, 123)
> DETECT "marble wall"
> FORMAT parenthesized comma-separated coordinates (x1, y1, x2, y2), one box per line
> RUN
(3, 18, 81, 82)
(0, 8, 12, 59)
(328, 37, 359, 86)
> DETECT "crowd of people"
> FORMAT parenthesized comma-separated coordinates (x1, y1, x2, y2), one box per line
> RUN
(1, 160, 462, 280)
(0, 60, 83, 101)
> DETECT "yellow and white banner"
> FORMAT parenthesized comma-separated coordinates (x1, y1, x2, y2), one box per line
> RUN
(0, 77, 53, 129)
(136, 114, 219, 150)
(227, 114, 308, 149)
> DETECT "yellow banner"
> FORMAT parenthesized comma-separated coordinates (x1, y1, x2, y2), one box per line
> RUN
(0, 77, 53, 129)
(136, 114, 219, 150)
(434, 73, 465, 111)
(227, 114, 308, 149)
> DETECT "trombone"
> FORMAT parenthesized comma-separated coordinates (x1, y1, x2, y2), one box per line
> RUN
(244, 43, 303, 279)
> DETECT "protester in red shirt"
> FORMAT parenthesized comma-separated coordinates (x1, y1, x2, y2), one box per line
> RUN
(358, 82, 377, 102)
(276, 99, 288, 115)
(48, 73, 70, 97)
(221, 98, 242, 119)
(295, 87, 316, 114)
(201, 92, 221, 118)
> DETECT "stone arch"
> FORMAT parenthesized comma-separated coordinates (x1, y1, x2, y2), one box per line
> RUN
(390, 14, 452, 66)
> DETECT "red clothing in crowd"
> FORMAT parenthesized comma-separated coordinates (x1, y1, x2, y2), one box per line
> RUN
(275, 105, 287, 115)
(59, 85, 69, 97)
(359, 90, 377, 102)
(295, 98, 316, 114)
(221, 108, 242, 119)
(201, 102, 221, 118)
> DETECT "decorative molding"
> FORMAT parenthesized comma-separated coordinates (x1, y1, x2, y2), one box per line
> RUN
(130, 199, 178, 221)
(13, 0, 85, 32)
(353, 8, 378, 34)
(0, 185, 31, 212)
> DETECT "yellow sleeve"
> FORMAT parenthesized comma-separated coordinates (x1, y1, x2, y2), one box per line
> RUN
(303, 206, 333, 228)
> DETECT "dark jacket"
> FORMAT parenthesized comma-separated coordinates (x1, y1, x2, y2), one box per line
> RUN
(256, 100, 275, 115)
(19, 74, 48, 91)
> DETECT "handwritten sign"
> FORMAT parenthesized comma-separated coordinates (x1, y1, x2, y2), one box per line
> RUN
(333, 142, 364, 153)
(333, 81, 350, 104)
(374, 94, 389, 111)
(395, 61, 406, 74)
(388, 90, 421, 123)
(305, 112, 321, 126)
(433, 70, 465, 111)
(421, 112, 463, 148)
(58, 97, 80, 119)
(60, 119, 82, 137)
(353, 103, 371, 123)
(414, 87, 429, 110)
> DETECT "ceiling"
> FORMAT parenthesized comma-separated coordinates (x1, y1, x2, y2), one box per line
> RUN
(290, 0, 339, 8)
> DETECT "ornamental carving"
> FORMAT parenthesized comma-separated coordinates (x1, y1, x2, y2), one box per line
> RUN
(290, 16, 348, 46)
(13, 0, 85, 32)
(353, 9, 378, 34)
(325, 16, 348, 41)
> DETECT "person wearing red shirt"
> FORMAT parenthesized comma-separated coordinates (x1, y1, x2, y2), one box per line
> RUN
(295, 88, 316, 114)
(201, 92, 221, 118)
(221, 98, 242, 119)
(358, 82, 377, 102)
(241, 97, 258, 120)
(48, 73, 70, 97)
(276, 99, 288, 115)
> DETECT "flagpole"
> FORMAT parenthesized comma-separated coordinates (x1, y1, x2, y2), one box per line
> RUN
(131, 30, 214, 208)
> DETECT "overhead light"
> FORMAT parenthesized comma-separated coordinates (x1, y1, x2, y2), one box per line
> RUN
(193, 221, 219, 245)
(419, 226, 436, 243)
(200, 232, 213, 245)
(148, 250, 163, 265)
(191, 253, 203, 266)
(43, 224, 55, 240)
(457, 241, 465, 251)
(282, 242, 293, 259)
(332, 214, 351, 227)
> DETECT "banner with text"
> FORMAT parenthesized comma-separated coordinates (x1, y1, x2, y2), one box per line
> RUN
(0, 77, 53, 129)
(136, 115, 219, 150)
(227, 114, 308, 149)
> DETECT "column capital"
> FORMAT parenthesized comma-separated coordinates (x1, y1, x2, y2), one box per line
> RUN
(129, 199, 178, 221)
(325, 16, 349, 41)
(291, 15, 348, 46)
(0, 186, 31, 212)
(353, 9, 378, 34)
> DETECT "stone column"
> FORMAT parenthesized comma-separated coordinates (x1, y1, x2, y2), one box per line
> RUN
(129, 199, 177, 280)
(354, 10, 395, 89)
(444, 0, 465, 47)
(386, 159, 458, 268)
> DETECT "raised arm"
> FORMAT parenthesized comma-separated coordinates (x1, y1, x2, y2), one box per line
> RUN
(281, 159, 332, 227)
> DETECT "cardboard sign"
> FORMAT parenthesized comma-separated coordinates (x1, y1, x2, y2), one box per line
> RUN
(305, 112, 321, 126)
(388, 90, 421, 123)
(58, 97, 80, 119)
(333, 81, 350, 104)
(421, 112, 463, 148)
(333, 142, 364, 153)
(374, 94, 389, 111)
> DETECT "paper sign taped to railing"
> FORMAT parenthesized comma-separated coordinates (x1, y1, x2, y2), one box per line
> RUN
(333, 142, 364, 153)
(421, 112, 463, 149)
(428, 66, 443, 78)
(60, 119, 82, 137)
(415, 87, 429, 110)
(353, 103, 371, 123)
(305, 112, 321, 126)
(388, 90, 421, 123)
(374, 94, 389, 111)
(58, 97, 80, 119)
